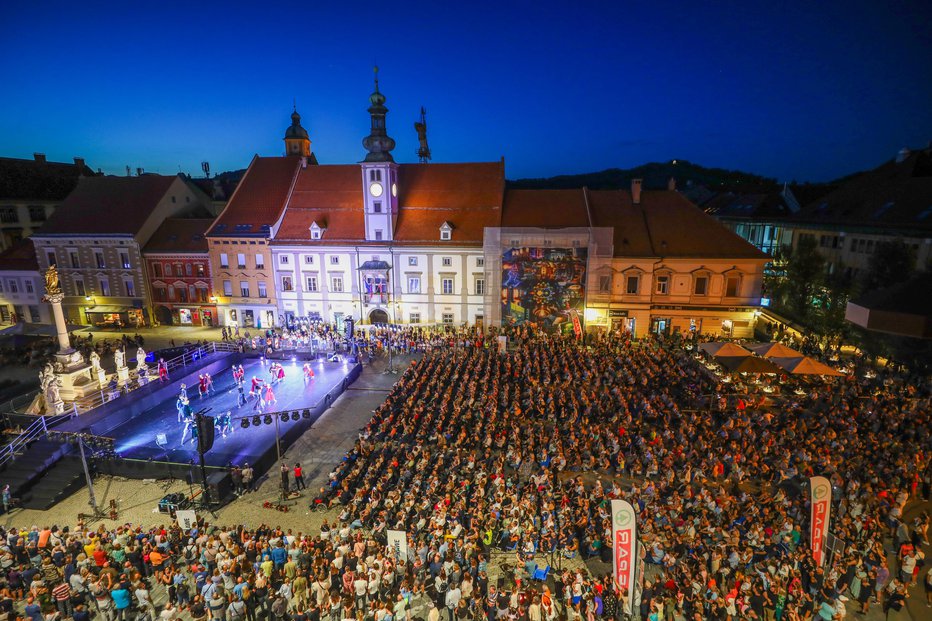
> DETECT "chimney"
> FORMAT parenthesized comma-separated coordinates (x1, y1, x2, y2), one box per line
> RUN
(896, 147, 910, 163)
(33, 153, 46, 164)
(631, 178, 643, 204)
(667, 177, 676, 191)
(73, 156, 85, 169)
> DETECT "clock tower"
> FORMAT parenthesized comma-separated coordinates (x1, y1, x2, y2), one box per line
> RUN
(361, 67, 398, 242)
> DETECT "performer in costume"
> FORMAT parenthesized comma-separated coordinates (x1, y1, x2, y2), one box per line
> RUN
(276, 363, 285, 383)
(269, 363, 279, 385)
(158, 358, 169, 382)
(236, 380, 247, 408)
(179, 397, 195, 445)
(175, 394, 186, 423)
(217, 410, 233, 438)
(303, 363, 315, 383)
(264, 383, 277, 408)
(198, 374, 208, 400)
(204, 372, 215, 395)
(249, 376, 264, 399)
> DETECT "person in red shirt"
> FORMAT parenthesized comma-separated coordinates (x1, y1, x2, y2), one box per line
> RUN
(293, 463, 306, 490)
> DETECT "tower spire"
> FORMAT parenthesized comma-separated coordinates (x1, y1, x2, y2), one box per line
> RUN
(362, 66, 395, 162)
(415, 106, 431, 163)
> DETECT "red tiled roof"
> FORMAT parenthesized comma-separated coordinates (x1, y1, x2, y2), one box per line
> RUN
(143, 218, 214, 254)
(501, 188, 767, 259)
(273, 162, 504, 246)
(208, 156, 301, 236)
(36, 175, 178, 236)
(0, 239, 38, 271)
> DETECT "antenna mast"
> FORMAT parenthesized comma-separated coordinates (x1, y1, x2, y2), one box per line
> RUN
(414, 106, 431, 163)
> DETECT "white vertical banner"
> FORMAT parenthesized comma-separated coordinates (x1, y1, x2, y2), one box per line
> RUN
(809, 476, 831, 567)
(497, 336, 508, 353)
(387, 529, 408, 562)
(611, 499, 637, 615)
(176, 509, 197, 531)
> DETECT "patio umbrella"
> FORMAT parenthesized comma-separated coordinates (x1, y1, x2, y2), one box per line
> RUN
(716, 355, 783, 374)
(697, 342, 752, 357)
(749, 342, 804, 359)
(769, 356, 844, 376)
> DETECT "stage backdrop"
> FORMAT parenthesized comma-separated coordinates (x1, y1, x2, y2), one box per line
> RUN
(501, 246, 588, 334)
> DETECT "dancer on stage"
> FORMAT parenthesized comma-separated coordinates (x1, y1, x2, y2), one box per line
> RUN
(197, 374, 208, 400)
(264, 382, 277, 408)
(269, 362, 281, 385)
(158, 358, 169, 383)
(179, 396, 195, 445)
(302, 363, 315, 383)
(276, 363, 285, 384)
(204, 372, 215, 395)
(175, 387, 188, 423)
(250, 376, 264, 400)
(217, 410, 233, 438)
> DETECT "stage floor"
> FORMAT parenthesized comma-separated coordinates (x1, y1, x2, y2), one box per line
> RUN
(109, 357, 354, 468)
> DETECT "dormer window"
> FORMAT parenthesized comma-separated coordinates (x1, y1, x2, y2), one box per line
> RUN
(309, 221, 326, 240)
(440, 221, 453, 241)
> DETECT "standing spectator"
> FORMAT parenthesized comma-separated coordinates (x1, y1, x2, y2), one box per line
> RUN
(111, 584, 132, 621)
(293, 464, 306, 491)
(52, 579, 73, 618)
(241, 464, 254, 493)
(280, 464, 290, 496)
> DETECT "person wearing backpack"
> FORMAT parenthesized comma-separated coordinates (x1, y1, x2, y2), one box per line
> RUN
(227, 595, 246, 621)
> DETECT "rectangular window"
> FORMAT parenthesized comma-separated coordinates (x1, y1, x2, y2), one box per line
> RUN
(75, 279, 85, 297)
(408, 256, 417, 266)
(69, 251, 80, 268)
(223, 280, 233, 296)
(440, 229, 451, 241)
(0, 281, 4, 293)
(442, 257, 452, 267)
(258, 281, 267, 297)
(164, 263, 173, 276)
(240, 281, 250, 297)
(373, 202, 382, 213)
(125, 279, 135, 297)
(7, 280, 17, 293)
(184, 264, 192, 276)
(407, 277, 420, 293)
(46, 251, 56, 266)
(156, 287, 167, 302)
(24, 280, 33, 294)
(442, 313, 454, 324)
(28, 306, 40, 322)
(409, 312, 420, 324)
(237, 253, 246, 269)
(174, 263, 183, 276)
(369, 169, 382, 182)
(219, 253, 229, 268)
(28, 206, 45, 222)
(311, 229, 321, 240)
(0, 207, 18, 223)
(99, 277, 110, 296)
(331, 276, 344, 292)
(330, 256, 339, 265)
(278, 254, 289, 265)
(694, 276, 707, 296)
(196, 287, 208, 302)
(94, 250, 105, 269)
(374, 230, 383, 241)
(725, 276, 739, 297)
(476, 257, 484, 267)
(655, 275, 669, 295)
(152, 263, 162, 277)
(281, 276, 293, 292)
(304, 255, 314, 265)
(598, 275, 611, 293)
(306, 276, 318, 292)
(176, 286, 188, 303)
(196, 263, 205, 277)
(119, 251, 130, 269)
(626, 276, 639, 295)
(475, 278, 485, 296)
(442, 278, 454, 294)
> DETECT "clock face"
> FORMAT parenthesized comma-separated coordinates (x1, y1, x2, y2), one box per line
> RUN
(391, 183, 397, 197)
(369, 182, 383, 198)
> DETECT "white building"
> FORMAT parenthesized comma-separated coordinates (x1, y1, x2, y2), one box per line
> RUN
(0, 239, 51, 325)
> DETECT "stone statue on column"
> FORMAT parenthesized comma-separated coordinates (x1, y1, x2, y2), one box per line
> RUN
(114, 347, 130, 386)
(135, 347, 149, 383)
(40, 265, 94, 401)
(39, 363, 64, 414)
(89, 351, 106, 388)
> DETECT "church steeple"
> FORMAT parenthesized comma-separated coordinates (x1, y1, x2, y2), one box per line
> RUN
(362, 66, 396, 163)
(284, 105, 316, 163)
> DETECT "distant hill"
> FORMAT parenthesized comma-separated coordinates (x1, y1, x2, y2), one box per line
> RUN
(508, 160, 779, 192)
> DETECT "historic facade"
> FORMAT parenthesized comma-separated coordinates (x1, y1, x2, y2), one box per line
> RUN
(0, 239, 51, 325)
(31, 175, 213, 327)
(143, 218, 217, 327)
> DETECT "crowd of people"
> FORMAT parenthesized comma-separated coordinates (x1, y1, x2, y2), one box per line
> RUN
(0, 329, 929, 621)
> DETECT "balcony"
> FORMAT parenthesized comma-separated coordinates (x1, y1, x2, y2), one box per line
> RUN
(364, 293, 388, 305)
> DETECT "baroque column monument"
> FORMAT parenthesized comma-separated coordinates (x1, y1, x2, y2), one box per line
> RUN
(42, 265, 95, 405)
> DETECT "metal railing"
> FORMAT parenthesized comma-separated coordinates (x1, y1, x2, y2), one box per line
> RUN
(0, 415, 48, 467)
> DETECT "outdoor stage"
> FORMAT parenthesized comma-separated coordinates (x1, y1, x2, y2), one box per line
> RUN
(57, 354, 361, 482)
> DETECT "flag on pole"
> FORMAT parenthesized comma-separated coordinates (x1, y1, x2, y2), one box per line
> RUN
(809, 476, 831, 567)
(611, 499, 637, 615)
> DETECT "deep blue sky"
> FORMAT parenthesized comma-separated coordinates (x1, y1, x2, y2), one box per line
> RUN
(2, 1, 931, 182)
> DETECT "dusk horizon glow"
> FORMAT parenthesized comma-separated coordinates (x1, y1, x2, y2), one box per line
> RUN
(2, 0, 931, 183)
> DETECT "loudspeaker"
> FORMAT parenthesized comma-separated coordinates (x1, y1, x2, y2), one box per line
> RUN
(206, 471, 232, 505)
(197, 415, 216, 453)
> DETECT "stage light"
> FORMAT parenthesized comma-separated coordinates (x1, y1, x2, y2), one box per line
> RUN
(263, 414, 273, 425)
(291, 356, 296, 363)
(252, 415, 261, 426)
(241, 418, 250, 428)
(302, 409, 311, 419)
(280, 413, 289, 423)
(291, 411, 300, 421)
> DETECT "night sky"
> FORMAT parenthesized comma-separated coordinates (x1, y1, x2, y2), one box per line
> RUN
(2, 1, 931, 182)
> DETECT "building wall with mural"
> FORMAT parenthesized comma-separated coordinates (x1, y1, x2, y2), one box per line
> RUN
(500, 246, 588, 335)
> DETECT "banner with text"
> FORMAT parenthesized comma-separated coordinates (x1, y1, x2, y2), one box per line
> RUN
(387, 529, 408, 562)
(176, 510, 197, 531)
(809, 476, 832, 567)
(611, 499, 637, 614)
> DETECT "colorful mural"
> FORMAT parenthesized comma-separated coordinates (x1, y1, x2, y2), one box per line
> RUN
(501, 246, 588, 334)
